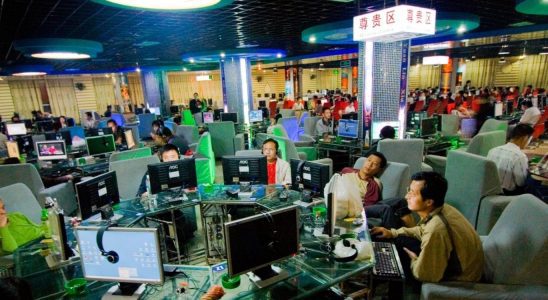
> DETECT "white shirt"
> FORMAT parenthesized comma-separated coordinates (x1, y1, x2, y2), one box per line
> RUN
(275, 158, 292, 185)
(519, 107, 541, 126)
(293, 102, 304, 111)
(487, 143, 528, 192)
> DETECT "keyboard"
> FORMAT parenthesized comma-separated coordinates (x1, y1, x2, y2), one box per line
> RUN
(426, 141, 452, 152)
(373, 242, 405, 280)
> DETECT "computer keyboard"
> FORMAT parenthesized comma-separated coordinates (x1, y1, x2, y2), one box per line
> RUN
(426, 141, 452, 152)
(373, 242, 405, 279)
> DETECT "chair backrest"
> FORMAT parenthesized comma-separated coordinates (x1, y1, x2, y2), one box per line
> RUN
(164, 121, 176, 133)
(235, 149, 263, 156)
(207, 121, 237, 158)
(436, 99, 448, 115)
(279, 117, 300, 141)
(354, 158, 410, 199)
(466, 130, 506, 156)
(445, 151, 502, 227)
(194, 132, 215, 184)
(440, 114, 459, 136)
(269, 134, 300, 162)
(0, 164, 45, 203)
(478, 119, 508, 134)
(304, 116, 320, 136)
(279, 109, 295, 118)
(378, 139, 424, 176)
(109, 147, 152, 162)
(298, 111, 309, 127)
(110, 113, 125, 127)
(109, 155, 160, 199)
(460, 118, 477, 138)
(426, 99, 439, 117)
(182, 110, 196, 126)
(483, 195, 547, 285)
(137, 114, 156, 139)
(414, 100, 425, 112)
(0, 183, 42, 224)
(175, 125, 199, 145)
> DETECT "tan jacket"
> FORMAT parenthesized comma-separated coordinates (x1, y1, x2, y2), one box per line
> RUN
(275, 158, 291, 185)
(390, 204, 484, 283)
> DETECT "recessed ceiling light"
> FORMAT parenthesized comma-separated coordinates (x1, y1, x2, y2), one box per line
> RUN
(31, 52, 90, 59)
(135, 67, 141, 72)
(456, 25, 466, 34)
(93, 0, 232, 10)
(183, 67, 188, 71)
(498, 50, 510, 55)
(12, 72, 47, 76)
(189, 58, 195, 63)
(276, 53, 283, 58)
(308, 36, 317, 43)
(220, 52, 226, 58)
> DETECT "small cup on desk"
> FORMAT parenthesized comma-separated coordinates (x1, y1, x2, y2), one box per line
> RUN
(64, 278, 87, 296)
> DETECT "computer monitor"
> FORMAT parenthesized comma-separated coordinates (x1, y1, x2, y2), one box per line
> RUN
(258, 100, 267, 108)
(75, 171, 120, 221)
(23, 119, 33, 129)
(371, 121, 399, 140)
(86, 127, 114, 137)
(75, 226, 163, 297)
(6, 123, 27, 136)
(225, 206, 299, 287)
(49, 211, 74, 262)
(170, 105, 180, 114)
(221, 112, 238, 124)
(16, 135, 34, 155)
(36, 140, 67, 161)
(202, 112, 214, 123)
(341, 112, 358, 120)
(289, 159, 330, 196)
(213, 109, 224, 121)
(36, 120, 54, 132)
(337, 119, 359, 139)
(45, 131, 72, 146)
(494, 102, 503, 117)
(86, 135, 116, 156)
(135, 107, 144, 115)
(222, 155, 268, 185)
(147, 158, 197, 194)
(420, 118, 437, 137)
(124, 130, 136, 150)
(249, 110, 263, 123)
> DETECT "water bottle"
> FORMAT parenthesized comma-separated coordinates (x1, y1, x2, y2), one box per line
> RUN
(145, 175, 151, 195)
(41, 209, 51, 239)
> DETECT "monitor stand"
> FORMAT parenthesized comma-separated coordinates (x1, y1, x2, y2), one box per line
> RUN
(102, 283, 145, 300)
(247, 265, 289, 289)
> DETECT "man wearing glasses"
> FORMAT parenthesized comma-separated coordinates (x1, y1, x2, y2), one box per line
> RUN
(371, 172, 484, 285)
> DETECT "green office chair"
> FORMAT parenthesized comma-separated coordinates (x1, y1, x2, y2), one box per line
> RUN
(182, 110, 196, 126)
(194, 132, 215, 185)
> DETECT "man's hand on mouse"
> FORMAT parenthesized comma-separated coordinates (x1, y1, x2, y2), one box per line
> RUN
(370, 227, 394, 239)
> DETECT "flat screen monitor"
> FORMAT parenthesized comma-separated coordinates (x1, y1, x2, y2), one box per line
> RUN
(36, 120, 54, 132)
(337, 119, 359, 139)
(86, 127, 113, 137)
(494, 102, 503, 117)
(135, 108, 144, 115)
(289, 159, 330, 196)
(420, 118, 437, 137)
(147, 158, 197, 194)
(225, 206, 299, 286)
(36, 140, 67, 161)
(371, 121, 399, 140)
(124, 130, 136, 150)
(23, 119, 33, 129)
(75, 226, 163, 296)
(16, 135, 34, 155)
(202, 112, 214, 124)
(221, 112, 238, 124)
(75, 171, 120, 220)
(45, 131, 72, 146)
(86, 135, 116, 156)
(341, 112, 358, 120)
(258, 100, 267, 108)
(170, 105, 180, 114)
(249, 110, 263, 123)
(222, 155, 268, 185)
(6, 123, 27, 136)
(213, 109, 223, 121)
(49, 211, 74, 261)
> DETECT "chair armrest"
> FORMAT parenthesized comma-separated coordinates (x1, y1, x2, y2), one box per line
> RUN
(234, 134, 245, 152)
(189, 142, 198, 152)
(421, 281, 548, 300)
(476, 194, 516, 235)
(299, 134, 316, 143)
(39, 182, 77, 216)
(424, 155, 447, 175)
(294, 140, 314, 147)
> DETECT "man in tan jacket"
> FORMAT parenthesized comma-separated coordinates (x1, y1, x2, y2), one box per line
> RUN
(372, 172, 484, 284)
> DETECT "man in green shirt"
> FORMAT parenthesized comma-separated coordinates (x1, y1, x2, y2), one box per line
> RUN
(0, 199, 44, 256)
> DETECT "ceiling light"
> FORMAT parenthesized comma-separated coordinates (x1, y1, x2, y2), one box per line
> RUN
(498, 50, 510, 55)
(498, 58, 506, 64)
(457, 25, 466, 34)
(309, 36, 317, 43)
(220, 52, 226, 58)
(183, 67, 188, 71)
(189, 58, 195, 63)
(423, 55, 450, 65)
(12, 72, 47, 76)
(276, 53, 282, 58)
(135, 67, 141, 72)
(92, 0, 233, 10)
(31, 52, 90, 59)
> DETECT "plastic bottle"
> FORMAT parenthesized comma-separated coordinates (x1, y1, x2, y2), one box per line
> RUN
(41, 209, 51, 239)
(146, 175, 151, 195)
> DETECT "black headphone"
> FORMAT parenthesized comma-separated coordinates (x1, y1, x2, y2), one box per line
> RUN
(331, 239, 358, 263)
(96, 224, 119, 264)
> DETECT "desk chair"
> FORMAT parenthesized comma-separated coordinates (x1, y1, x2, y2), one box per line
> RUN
(303, 116, 320, 139)
(426, 99, 439, 117)
(207, 121, 245, 158)
(278, 118, 315, 146)
(175, 125, 199, 150)
(421, 196, 548, 299)
(0, 183, 42, 224)
(194, 132, 215, 185)
(478, 119, 508, 134)
(109, 155, 160, 199)
(279, 109, 295, 118)
(137, 113, 156, 140)
(377, 139, 433, 177)
(440, 114, 459, 137)
(353, 158, 410, 200)
(182, 110, 196, 126)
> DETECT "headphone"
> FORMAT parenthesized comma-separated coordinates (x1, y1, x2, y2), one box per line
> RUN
(96, 224, 119, 264)
(330, 239, 358, 263)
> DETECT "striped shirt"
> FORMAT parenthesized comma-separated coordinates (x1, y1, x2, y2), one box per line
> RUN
(487, 143, 528, 192)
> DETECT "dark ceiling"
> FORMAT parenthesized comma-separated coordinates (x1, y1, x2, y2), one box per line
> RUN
(0, 0, 547, 74)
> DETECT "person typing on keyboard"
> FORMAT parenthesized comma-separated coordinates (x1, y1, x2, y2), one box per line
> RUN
(370, 172, 484, 286)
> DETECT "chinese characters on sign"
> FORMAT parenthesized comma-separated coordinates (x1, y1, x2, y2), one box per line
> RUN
(353, 5, 436, 42)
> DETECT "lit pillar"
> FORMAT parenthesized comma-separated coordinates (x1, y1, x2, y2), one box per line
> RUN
(141, 71, 171, 117)
(220, 57, 253, 124)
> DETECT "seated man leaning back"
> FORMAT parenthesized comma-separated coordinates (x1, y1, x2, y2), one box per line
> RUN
(0, 198, 44, 256)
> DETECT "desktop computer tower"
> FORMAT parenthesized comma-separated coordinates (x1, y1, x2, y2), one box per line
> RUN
(201, 205, 228, 264)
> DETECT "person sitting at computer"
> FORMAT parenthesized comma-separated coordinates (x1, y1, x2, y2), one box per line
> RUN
(487, 124, 534, 195)
(56, 116, 68, 130)
(519, 100, 541, 126)
(82, 112, 96, 129)
(154, 127, 189, 156)
(262, 138, 291, 185)
(266, 113, 282, 134)
(371, 172, 484, 284)
(316, 107, 333, 136)
(149, 120, 164, 141)
(365, 126, 395, 156)
(138, 144, 180, 198)
(0, 198, 44, 256)
(107, 119, 125, 145)
(103, 105, 113, 118)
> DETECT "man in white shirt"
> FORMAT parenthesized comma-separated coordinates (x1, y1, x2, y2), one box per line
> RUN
(262, 138, 291, 185)
(519, 100, 541, 126)
(487, 124, 534, 195)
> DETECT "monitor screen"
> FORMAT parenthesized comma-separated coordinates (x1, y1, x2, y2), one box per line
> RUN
(36, 120, 54, 132)
(213, 109, 223, 121)
(222, 155, 268, 185)
(290, 159, 330, 196)
(337, 119, 359, 139)
(170, 106, 180, 114)
(249, 110, 263, 123)
(420, 118, 437, 137)
(86, 127, 113, 137)
(45, 131, 72, 146)
(16, 135, 34, 155)
(36, 140, 67, 161)
(202, 112, 214, 124)
(49, 211, 74, 261)
(75, 226, 163, 285)
(6, 123, 27, 136)
(225, 206, 299, 278)
(221, 112, 238, 124)
(147, 158, 197, 194)
(258, 100, 266, 108)
(86, 135, 116, 156)
(135, 108, 144, 115)
(371, 121, 399, 140)
(76, 171, 120, 220)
